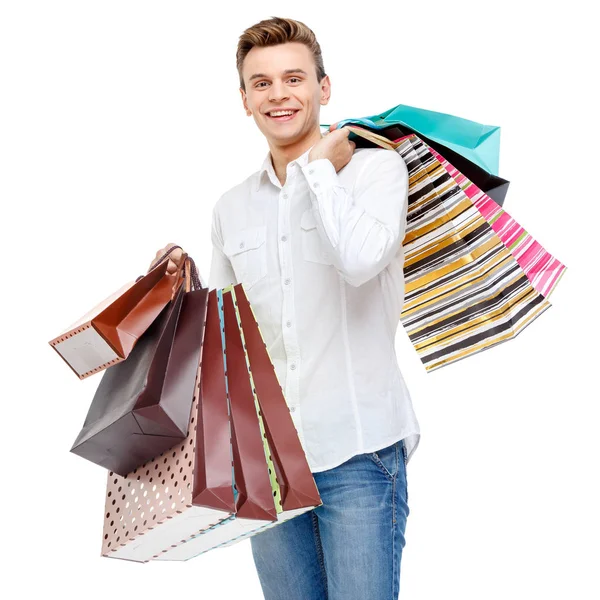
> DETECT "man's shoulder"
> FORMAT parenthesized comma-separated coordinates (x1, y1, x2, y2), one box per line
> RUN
(352, 147, 385, 160)
(354, 146, 403, 163)
(347, 146, 406, 182)
(213, 173, 255, 214)
(350, 146, 404, 170)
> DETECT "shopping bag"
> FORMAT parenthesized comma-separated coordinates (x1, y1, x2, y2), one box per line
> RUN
(71, 257, 209, 476)
(48, 246, 185, 380)
(193, 286, 279, 520)
(323, 101, 502, 174)
(429, 145, 566, 298)
(330, 117, 510, 207)
(192, 284, 320, 514)
(101, 284, 321, 563)
(345, 126, 566, 372)
(233, 283, 322, 509)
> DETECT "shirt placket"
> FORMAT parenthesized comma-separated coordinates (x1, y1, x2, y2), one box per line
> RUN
(278, 167, 304, 445)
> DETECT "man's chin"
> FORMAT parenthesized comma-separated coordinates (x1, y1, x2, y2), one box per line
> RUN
(264, 128, 304, 144)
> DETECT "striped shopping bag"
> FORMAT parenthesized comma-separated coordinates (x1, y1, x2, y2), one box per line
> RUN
(429, 146, 565, 299)
(346, 125, 566, 372)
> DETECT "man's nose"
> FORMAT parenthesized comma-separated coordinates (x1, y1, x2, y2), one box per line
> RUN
(269, 81, 289, 102)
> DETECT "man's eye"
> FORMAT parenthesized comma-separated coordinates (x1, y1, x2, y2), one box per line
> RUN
(255, 77, 301, 88)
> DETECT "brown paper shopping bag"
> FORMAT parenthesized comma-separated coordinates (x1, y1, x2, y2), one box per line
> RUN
(49, 246, 186, 380)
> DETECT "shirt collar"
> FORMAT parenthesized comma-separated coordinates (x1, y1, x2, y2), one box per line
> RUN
(254, 143, 316, 192)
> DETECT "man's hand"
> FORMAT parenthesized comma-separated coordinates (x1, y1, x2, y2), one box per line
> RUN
(147, 243, 186, 275)
(308, 123, 356, 173)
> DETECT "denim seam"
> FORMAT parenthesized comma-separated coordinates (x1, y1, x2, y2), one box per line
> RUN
(311, 511, 328, 598)
(401, 439, 408, 503)
(369, 442, 399, 483)
(392, 443, 398, 599)
(394, 443, 398, 522)
(392, 475, 397, 599)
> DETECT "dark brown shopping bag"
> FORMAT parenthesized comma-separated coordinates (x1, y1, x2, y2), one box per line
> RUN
(49, 246, 186, 380)
(222, 288, 280, 520)
(192, 288, 236, 513)
(71, 257, 209, 476)
(193, 285, 321, 515)
(233, 284, 320, 510)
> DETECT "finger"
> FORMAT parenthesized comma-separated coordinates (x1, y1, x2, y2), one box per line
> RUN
(165, 258, 178, 275)
(151, 244, 181, 272)
(329, 122, 338, 132)
(170, 248, 184, 264)
(163, 244, 183, 263)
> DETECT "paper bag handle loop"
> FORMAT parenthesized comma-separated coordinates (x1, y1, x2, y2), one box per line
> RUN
(137, 245, 204, 291)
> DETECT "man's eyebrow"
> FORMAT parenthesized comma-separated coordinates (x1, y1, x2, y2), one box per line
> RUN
(248, 69, 308, 82)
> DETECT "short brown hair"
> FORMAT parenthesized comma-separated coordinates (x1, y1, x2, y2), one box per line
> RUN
(236, 16, 327, 92)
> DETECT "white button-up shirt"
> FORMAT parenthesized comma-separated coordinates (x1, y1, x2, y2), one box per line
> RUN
(208, 140, 421, 473)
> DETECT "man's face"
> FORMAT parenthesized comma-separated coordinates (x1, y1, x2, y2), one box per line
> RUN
(240, 42, 330, 147)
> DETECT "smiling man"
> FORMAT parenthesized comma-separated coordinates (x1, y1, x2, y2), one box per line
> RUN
(164, 15, 420, 600)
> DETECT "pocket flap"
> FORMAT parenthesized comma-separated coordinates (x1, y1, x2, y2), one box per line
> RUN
(223, 226, 266, 256)
(300, 209, 318, 231)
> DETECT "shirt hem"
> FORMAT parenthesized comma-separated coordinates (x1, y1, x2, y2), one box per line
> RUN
(309, 430, 421, 474)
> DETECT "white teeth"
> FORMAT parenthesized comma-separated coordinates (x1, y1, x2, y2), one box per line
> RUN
(269, 110, 296, 117)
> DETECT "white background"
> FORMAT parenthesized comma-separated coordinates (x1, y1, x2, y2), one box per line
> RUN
(1, 1, 598, 598)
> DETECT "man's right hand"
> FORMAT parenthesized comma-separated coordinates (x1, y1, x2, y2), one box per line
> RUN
(148, 243, 186, 275)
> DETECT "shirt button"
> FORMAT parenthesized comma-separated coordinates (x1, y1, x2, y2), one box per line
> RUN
(284, 278, 291, 285)
(308, 169, 314, 174)
(286, 320, 292, 327)
(239, 242, 245, 249)
(281, 235, 287, 242)
(290, 406, 296, 413)
(282, 193, 288, 199)
(313, 182, 319, 188)
(290, 363, 296, 370)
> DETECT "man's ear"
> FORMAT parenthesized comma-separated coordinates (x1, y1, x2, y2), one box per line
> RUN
(320, 75, 331, 106)
(240, 88, 251, 115)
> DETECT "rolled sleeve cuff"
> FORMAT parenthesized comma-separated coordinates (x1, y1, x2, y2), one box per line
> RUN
(301, 158, 338, 193)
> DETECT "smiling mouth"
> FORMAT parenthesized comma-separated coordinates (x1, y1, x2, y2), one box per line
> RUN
(266, 110, 300, 122)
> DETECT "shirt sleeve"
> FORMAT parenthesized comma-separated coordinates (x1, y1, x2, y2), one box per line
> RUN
(208, 203, 237, 291)
(299, 148, 409, 288)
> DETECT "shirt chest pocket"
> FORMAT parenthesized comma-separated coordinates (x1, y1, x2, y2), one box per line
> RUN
(300, 209, 333, 266)
(223, 225, 268, 290)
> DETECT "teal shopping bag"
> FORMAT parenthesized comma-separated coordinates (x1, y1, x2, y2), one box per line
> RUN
(322, 102, 501, 175)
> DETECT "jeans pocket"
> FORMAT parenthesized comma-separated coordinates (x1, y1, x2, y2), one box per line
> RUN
(368, 441, 400, 482)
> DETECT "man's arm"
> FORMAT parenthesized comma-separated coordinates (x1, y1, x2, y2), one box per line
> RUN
(208, 203, 237, 291)
(300, 149, 409, 287)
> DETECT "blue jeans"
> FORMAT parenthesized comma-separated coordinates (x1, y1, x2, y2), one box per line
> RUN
(250, 438, 410, 599)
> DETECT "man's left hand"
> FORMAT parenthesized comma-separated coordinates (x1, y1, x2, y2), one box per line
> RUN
(308, 123, 356, 173)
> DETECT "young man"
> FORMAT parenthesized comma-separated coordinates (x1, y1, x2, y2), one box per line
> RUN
(152, 16, 420, 600)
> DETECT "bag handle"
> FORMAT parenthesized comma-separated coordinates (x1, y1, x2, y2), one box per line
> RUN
(137, 245, 204, 291)
(184, 257, 191, 293)
(344, 124, 399, 150)
(169, 250, 188, 300)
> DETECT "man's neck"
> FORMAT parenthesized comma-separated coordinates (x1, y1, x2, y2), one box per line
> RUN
(268, 128, 324, 187)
